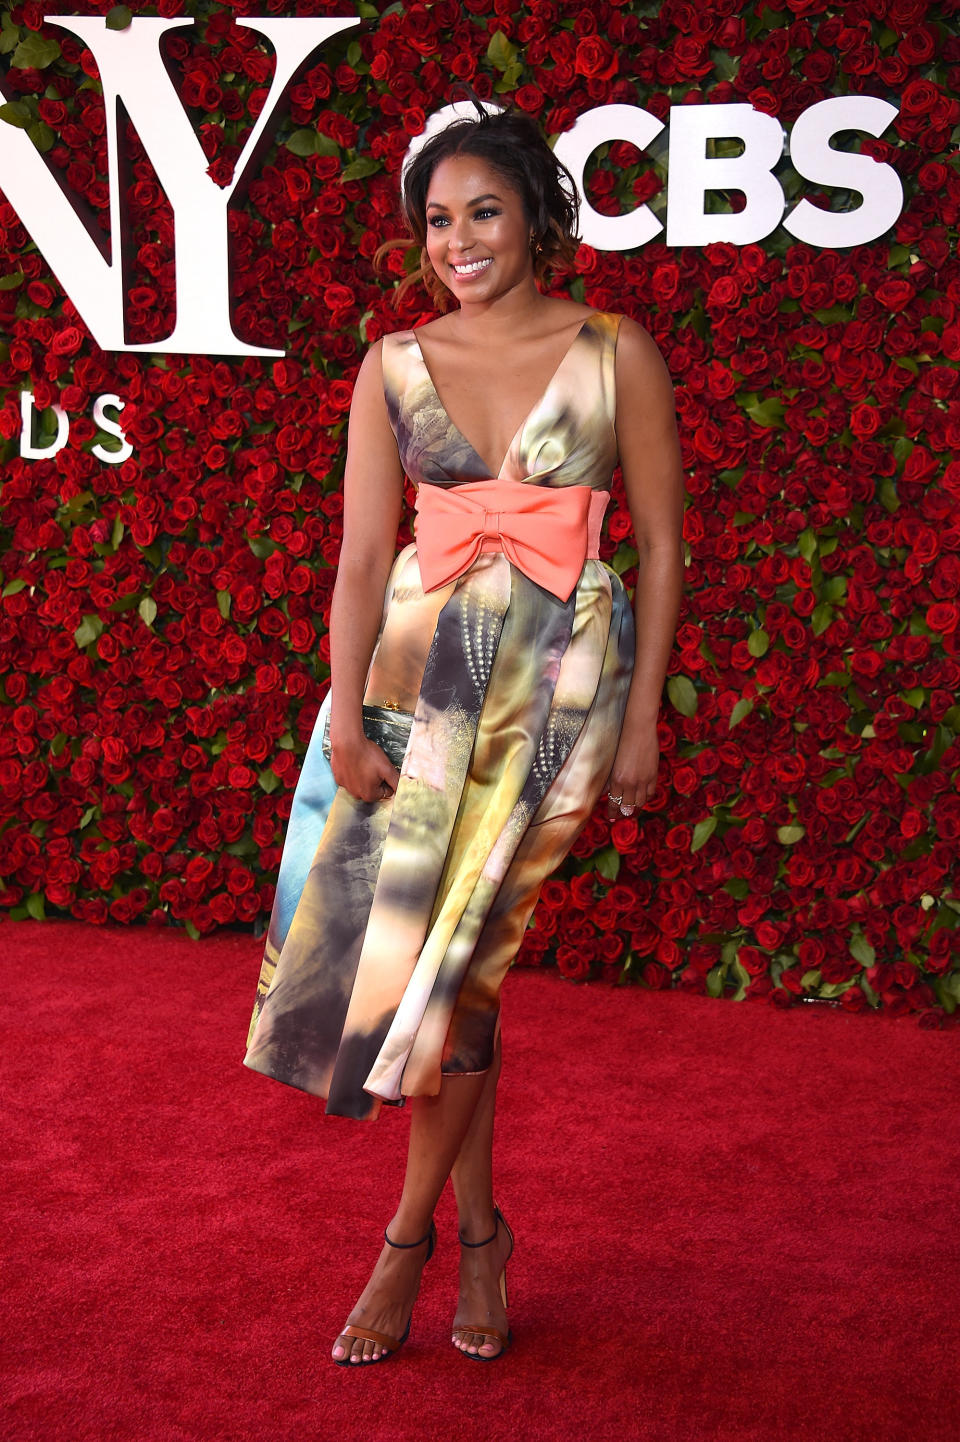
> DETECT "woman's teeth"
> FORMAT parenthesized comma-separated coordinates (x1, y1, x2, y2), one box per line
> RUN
(452, 258, 493, 275)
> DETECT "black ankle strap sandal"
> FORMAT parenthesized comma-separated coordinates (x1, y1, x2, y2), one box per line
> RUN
(453, 1204, 514, 1361)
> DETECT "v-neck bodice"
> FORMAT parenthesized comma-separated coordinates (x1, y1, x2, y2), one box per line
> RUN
(382, 310, 622, 490)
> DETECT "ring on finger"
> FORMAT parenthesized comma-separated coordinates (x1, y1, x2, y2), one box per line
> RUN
(608, 792, 623, 804)
(619, 802, 635, 816)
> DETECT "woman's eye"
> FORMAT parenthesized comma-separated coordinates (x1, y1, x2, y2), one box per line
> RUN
(427, 210, 499, 226)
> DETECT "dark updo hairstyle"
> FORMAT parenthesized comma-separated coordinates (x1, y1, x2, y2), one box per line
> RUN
(374, 94, 581, 309)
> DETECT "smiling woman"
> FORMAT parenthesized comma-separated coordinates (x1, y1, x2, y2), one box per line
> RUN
(242, 98, 685, 1370)
(390, 101, 581, 310)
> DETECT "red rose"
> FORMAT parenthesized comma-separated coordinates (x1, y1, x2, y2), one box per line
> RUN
(556, 945, 592, 980)
(573, 37, 618, 81)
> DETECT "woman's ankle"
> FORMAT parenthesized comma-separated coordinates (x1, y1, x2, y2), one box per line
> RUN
(385, 1209, 434, 1247)
(457, 1203, 498, 1245)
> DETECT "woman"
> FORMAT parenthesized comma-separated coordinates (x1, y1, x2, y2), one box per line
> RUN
(243, 102, 685, 1365)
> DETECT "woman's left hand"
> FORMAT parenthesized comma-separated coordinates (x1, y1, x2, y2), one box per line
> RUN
(605, 719, 660, 819)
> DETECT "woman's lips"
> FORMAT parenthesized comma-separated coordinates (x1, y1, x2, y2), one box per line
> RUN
(450, 257, 493, 279)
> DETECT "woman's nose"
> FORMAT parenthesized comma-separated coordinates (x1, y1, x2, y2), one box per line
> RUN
(447, 217, 475, 251)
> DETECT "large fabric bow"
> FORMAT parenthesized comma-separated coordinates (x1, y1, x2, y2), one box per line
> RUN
(414, 479, 601, 603)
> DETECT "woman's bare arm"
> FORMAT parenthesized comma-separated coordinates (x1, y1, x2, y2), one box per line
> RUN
(327, 338, 406, 801)
(606, 316, 686, 816)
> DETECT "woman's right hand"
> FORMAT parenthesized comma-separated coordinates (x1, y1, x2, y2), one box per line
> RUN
(328, 732, 400, 804)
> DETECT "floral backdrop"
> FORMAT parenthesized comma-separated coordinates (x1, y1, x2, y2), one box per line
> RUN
(1, 0, 959, 1019)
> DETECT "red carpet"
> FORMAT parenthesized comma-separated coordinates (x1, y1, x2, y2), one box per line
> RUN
(5, 919, 959, 1442)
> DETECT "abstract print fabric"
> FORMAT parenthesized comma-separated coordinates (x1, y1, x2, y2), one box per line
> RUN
(244, 312, 635, 1118)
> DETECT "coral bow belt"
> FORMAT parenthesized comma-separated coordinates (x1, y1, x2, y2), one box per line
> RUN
(413, 479, 609, 603)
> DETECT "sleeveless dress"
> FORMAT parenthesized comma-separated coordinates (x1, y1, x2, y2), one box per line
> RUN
(243, 310, 635, 1119)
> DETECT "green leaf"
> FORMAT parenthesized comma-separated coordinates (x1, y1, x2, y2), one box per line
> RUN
(341, 156, 381, 181)
(667, 674, 697, 717)
(594, 846, 621, 881)
(860, 973, 880, 1008)
(79, 806, 97, 829)
(742, 396, 784, 428)
(0, 101, 32, 129)
(285, 128, 319, 157)
(28, 120, 54, 152)
(776, 824, 805, 845)
(747, 628, 769, 658)
(487, 29, 516, 71)
(942, 706, 960, 733)
(892, 436, 914, 472)
(110, 515, 124, 550)
(313, 132, 340, 158)
(810, 602, 833, 636)
(12, 33, 61, 69)
(820, 980, 856, 998)
(493, 62, 524, 93)
(729, 697, 753, 729)
(248, 536, 276, 559)
(74, 614, 103, 648)
(611, 544, 638, 576)
(724, 878, 749, 899)
(932, 977, 957, 1015)
(0, 271, 24, 291)
(711, 48, 739, 83)
(138, 596, 157, 627)
(849, 931, 875, 966)
(879, 476, 899, 512)
(258, 767, 280, 794)
(26, 892, 46, 921)
(797, 528, 817, 564)
(813, 305, 851, 324)
(2, 577, 27, 596)
(216, 589, 232, 620)
(106, 5, 133, 31)
(705, 963, 725, 998)
(691, 815, 717, 853)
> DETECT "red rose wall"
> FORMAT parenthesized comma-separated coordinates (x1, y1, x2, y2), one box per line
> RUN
(1, 0, 959, 1019)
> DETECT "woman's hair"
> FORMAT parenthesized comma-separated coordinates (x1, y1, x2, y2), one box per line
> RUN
(374, 95, 581, 309)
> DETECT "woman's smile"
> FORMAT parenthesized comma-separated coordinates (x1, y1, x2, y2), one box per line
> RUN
(450, 257, 493, 279)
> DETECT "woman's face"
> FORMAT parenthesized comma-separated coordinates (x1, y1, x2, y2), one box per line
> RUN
(422, 154, 534, 303)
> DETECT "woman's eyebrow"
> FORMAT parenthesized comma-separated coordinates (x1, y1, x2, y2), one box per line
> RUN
(425, 193, 503, 211)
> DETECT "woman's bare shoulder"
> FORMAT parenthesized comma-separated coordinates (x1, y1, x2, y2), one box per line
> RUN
(614, 314, 672, 381)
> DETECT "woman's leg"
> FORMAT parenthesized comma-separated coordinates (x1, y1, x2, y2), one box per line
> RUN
(448, 1034, 512, 1357)
(332, 1067, 490, 1363)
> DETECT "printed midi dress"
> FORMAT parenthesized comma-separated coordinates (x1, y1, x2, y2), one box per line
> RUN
(243, 310, 635, 1119)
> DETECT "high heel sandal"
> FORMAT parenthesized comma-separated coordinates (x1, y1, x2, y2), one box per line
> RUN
(452, 1204, 514, 1361)
(334, 1219, 437, 1367)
